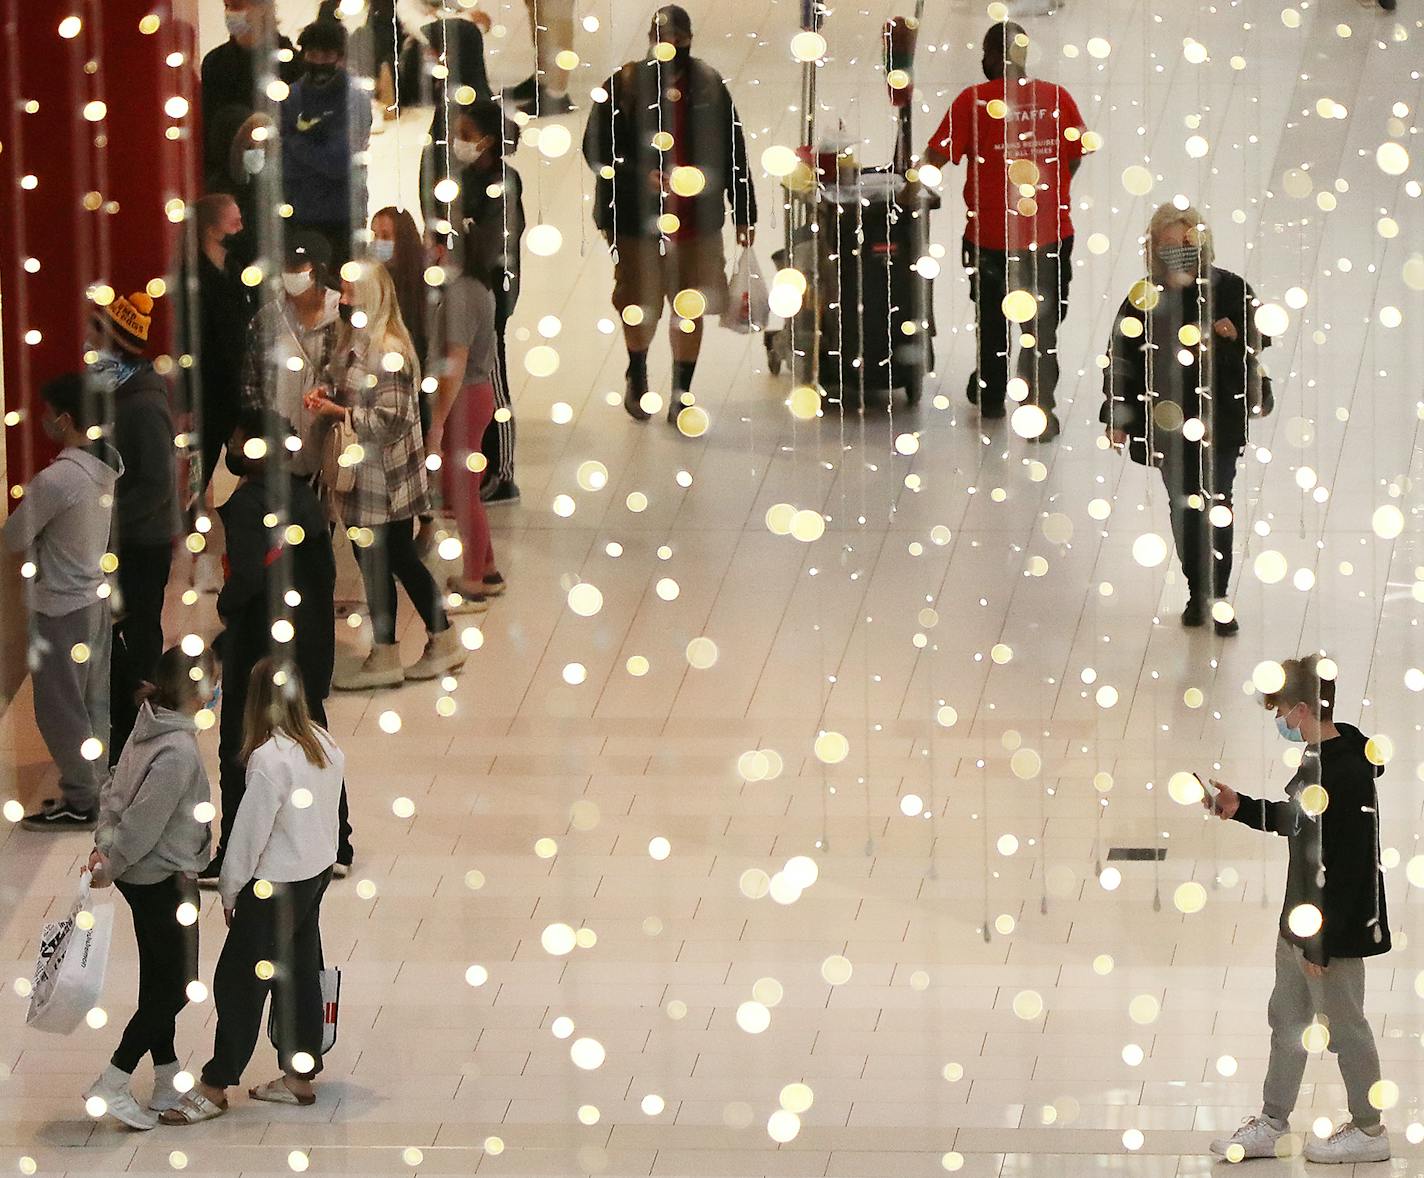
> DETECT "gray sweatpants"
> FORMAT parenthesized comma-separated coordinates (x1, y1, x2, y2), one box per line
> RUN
(1262, 935, 1382, 1128)
(31, 602, 111, 811)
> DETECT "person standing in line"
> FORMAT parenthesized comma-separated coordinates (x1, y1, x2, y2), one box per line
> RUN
(1205, 655, 1392, 1164)
(307, 262, 464, 689)
(9, 376, 122, 830)
(82, 646, 217, 1130)
(281, 18, 371, 271)
(581, 4, 758, 424)
(505, 0, 576, 116)
(191, 194, 256, 493)
(161, 660, 343, 1124)
(919, 21, 1089, 441)
(452, 101, 524, 505)
(84, 292, 179, 769)
(425, 230, 504, 610)
(201, 0, 300, 183)
(1102, 203, 1272, 635)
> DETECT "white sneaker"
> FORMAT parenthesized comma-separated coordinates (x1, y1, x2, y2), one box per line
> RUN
(84, 1067, 157, 1130)
(1303, 1122, 1391, 1164)
(1209, 1114, 1286, 1159)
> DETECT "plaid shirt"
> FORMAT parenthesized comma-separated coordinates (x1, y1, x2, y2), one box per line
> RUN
(330, 339, 431, 527)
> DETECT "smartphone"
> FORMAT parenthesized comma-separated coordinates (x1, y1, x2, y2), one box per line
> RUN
(1195, 772, 1220, 812)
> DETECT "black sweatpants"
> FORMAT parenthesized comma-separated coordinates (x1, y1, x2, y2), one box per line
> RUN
(353, 517, 447, 645)
(479, 285, 517, 486)
(112, 875, 199, 1074)
(110, 541, 174, 766)
(1160, 445, 1242, 603)
(202, 869, 332, 1088)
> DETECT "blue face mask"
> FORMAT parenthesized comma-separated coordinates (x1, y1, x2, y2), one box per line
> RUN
(88, 348, 140, 392)
(204, 682, 223, 712)
(1276, 710, 1305, 743)
(371, 238, 395, 264)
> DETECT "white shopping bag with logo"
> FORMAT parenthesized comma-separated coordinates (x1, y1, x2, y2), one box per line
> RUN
(26, 871, 114, 1035)
(724, 248, 770, 334)
(267, 967, 341, 1055)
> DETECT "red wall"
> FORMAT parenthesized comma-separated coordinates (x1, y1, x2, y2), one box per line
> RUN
(1, 0, 201, 486)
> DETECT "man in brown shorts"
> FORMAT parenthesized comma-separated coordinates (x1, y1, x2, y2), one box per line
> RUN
(581, 4, 757, 424)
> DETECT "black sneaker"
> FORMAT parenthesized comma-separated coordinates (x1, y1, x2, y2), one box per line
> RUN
(1379, 0, 1396, 10)
(1214, 615, 1240, 637)
(1181, 599, 1208, 628)
(481, 479, 521, 506)
(504, 75, 537, 105)
(1025, 412, 1061, 443)
(624, 379, 651, 422)
(21, 803, 97, 831)
(965, 372, 980, 406)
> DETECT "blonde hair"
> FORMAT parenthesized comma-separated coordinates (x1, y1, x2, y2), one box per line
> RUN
(1146, 202, 1214, 272)
(239, 657, 331, 769)
(345, 258, 421, 380)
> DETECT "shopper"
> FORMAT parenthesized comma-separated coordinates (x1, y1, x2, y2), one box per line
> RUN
(920, 20, 1088, 440)
(202, 409, 351, 885)
(369, 208, 430, 381)
(281, 18, 371, 270)
(241, 235, 343, 481)
(1205, 655, 1391, 1164)
(581, 4, 757, 423)
(505, 0, 576, 116)
(1101, 203, 1271, 635)
(426, 230, 503, 611)
(307, 261, 465, 688)
(161, 660, 342, 1124)
(83, 645, 216, 1130)
(201, 0, 299, 182)
(192, 193, 256, 492)
(85, 292, 179, 768)
(452, 101, 524, 504)
(8, 376, 121, 830)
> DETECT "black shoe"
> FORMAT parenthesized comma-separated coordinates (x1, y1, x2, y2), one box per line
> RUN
(1025, 412, 1061, 443)
(965, 372, 980, 406)
(668, 391, 687, 424)
(1214, 614, 1240, 637)
(980, 404, 1006, 420)
(505, 74, 537, 104)
(1180, 599, 1208, 628)
(1379, 0, 1396, 10)
(481, 479, 521, 506)
(624, 379, 651, 422)
(21, 803, 96, 831)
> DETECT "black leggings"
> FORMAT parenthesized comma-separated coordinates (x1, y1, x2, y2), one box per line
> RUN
(112, 875, 199, 1074)
(353, 518, 447, 645)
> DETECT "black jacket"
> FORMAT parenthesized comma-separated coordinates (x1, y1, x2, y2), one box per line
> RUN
(1230, 723, 1390, 966)
(459, 157, 525, 307)
(112, 365, 178, 547)
(200, 36, 300, 178)
(196, 252, 256, 434)
(405, 18, 491, 208)
(1100, 267, 1270, 468)
(582, 56, 757, 242)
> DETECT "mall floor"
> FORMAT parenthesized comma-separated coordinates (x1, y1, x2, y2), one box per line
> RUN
(4, 0, 1424, 1174)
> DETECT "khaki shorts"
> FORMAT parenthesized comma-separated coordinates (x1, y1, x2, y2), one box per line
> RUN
(612, 234, 729, 320)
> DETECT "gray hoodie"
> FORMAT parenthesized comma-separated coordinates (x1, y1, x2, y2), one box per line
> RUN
(96, 702, 212, 885)
(2, 443, 122, 617)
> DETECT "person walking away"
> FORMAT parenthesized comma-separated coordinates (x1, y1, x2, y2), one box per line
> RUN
(161, 660, 343, 1124)
(582, 4, 757, 424)
(241, 235, 343, 482)
(307, 261, 465, 688)
(425, 230, 504, 610)
(85, 292, 179, 769)
(451, 101, 524, 505)
(1101, 203, 1271, 635)
(83, 645, 217, 1130)
(281, 18, 371, 271)
(8, 376, 122, 830)
(920, 21, 1089, 441)
(1205, 655, 1391, 1164)
(503, 0, 576, 116)
(201, 0, 299, 185)
(191, 194, 257, 493)
(202, 409, 351, 885)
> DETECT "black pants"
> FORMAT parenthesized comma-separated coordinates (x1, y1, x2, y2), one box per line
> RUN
(202, 870, 332, 1088)
(1161, 446, 1241, 603)
(112, 875, 198, 1074)
(479, 286, 517, 486)
(308, 698, 353, 866)
(353, 518, 447, 645)
(962, 236, 1074, 414)
(110, 541, 174, 766)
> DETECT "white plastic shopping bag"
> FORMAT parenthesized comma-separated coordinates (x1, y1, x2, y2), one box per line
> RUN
(26, 870, 114, 1035)
(267, 967, 341, 1055)
(723, 248, 770, 334)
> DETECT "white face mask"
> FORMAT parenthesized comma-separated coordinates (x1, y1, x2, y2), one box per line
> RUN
(282, 270, 314, 296)
(225, 10, 251, 38)
(451, 138, 481, 165)
(243, 147, 265, 174)
(371, 239, 396, 263)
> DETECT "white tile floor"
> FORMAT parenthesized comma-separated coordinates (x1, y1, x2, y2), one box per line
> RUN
(6, 0, 1424, 1173)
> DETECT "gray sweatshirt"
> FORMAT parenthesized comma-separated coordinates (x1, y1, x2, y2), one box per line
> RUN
(96, 702, 213, 885)
(2, 444, 122, 617)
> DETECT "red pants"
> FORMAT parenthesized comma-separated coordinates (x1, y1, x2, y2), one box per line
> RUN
(441, 381, 496, 581)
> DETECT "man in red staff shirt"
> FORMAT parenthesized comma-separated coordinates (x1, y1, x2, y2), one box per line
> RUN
(922, 21, 1089, 442)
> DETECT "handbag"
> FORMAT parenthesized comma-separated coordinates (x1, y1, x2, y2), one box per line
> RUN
(26, 871, 114, 1035)
(267, 966, 341, 1056)
(319, 415, 358, 494)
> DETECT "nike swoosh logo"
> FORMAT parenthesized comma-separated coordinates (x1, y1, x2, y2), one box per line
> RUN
(296, 115, 325, 132)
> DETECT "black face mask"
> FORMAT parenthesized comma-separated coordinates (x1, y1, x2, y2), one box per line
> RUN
(305, 63, 339, 87)
(338, 302, 355, 323)
(672, 44, 691, 68)
(225, 448, 249, 478)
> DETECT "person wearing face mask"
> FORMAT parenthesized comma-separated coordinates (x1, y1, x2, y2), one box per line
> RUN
(1101, 203, 1273, 635)
(86, 292, 181, 770)
(6, 376, 123, 831)
(82, 646, 217, 1130)
(281, 19, 371, 271)
(1204, 655, 1391, 1164)
(581, 4, 757, 424)
(201, 0, 300, 183)
(369, 208, 429, 377)
(201, 410, 351, 884)
(240, 236, 343, 482)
